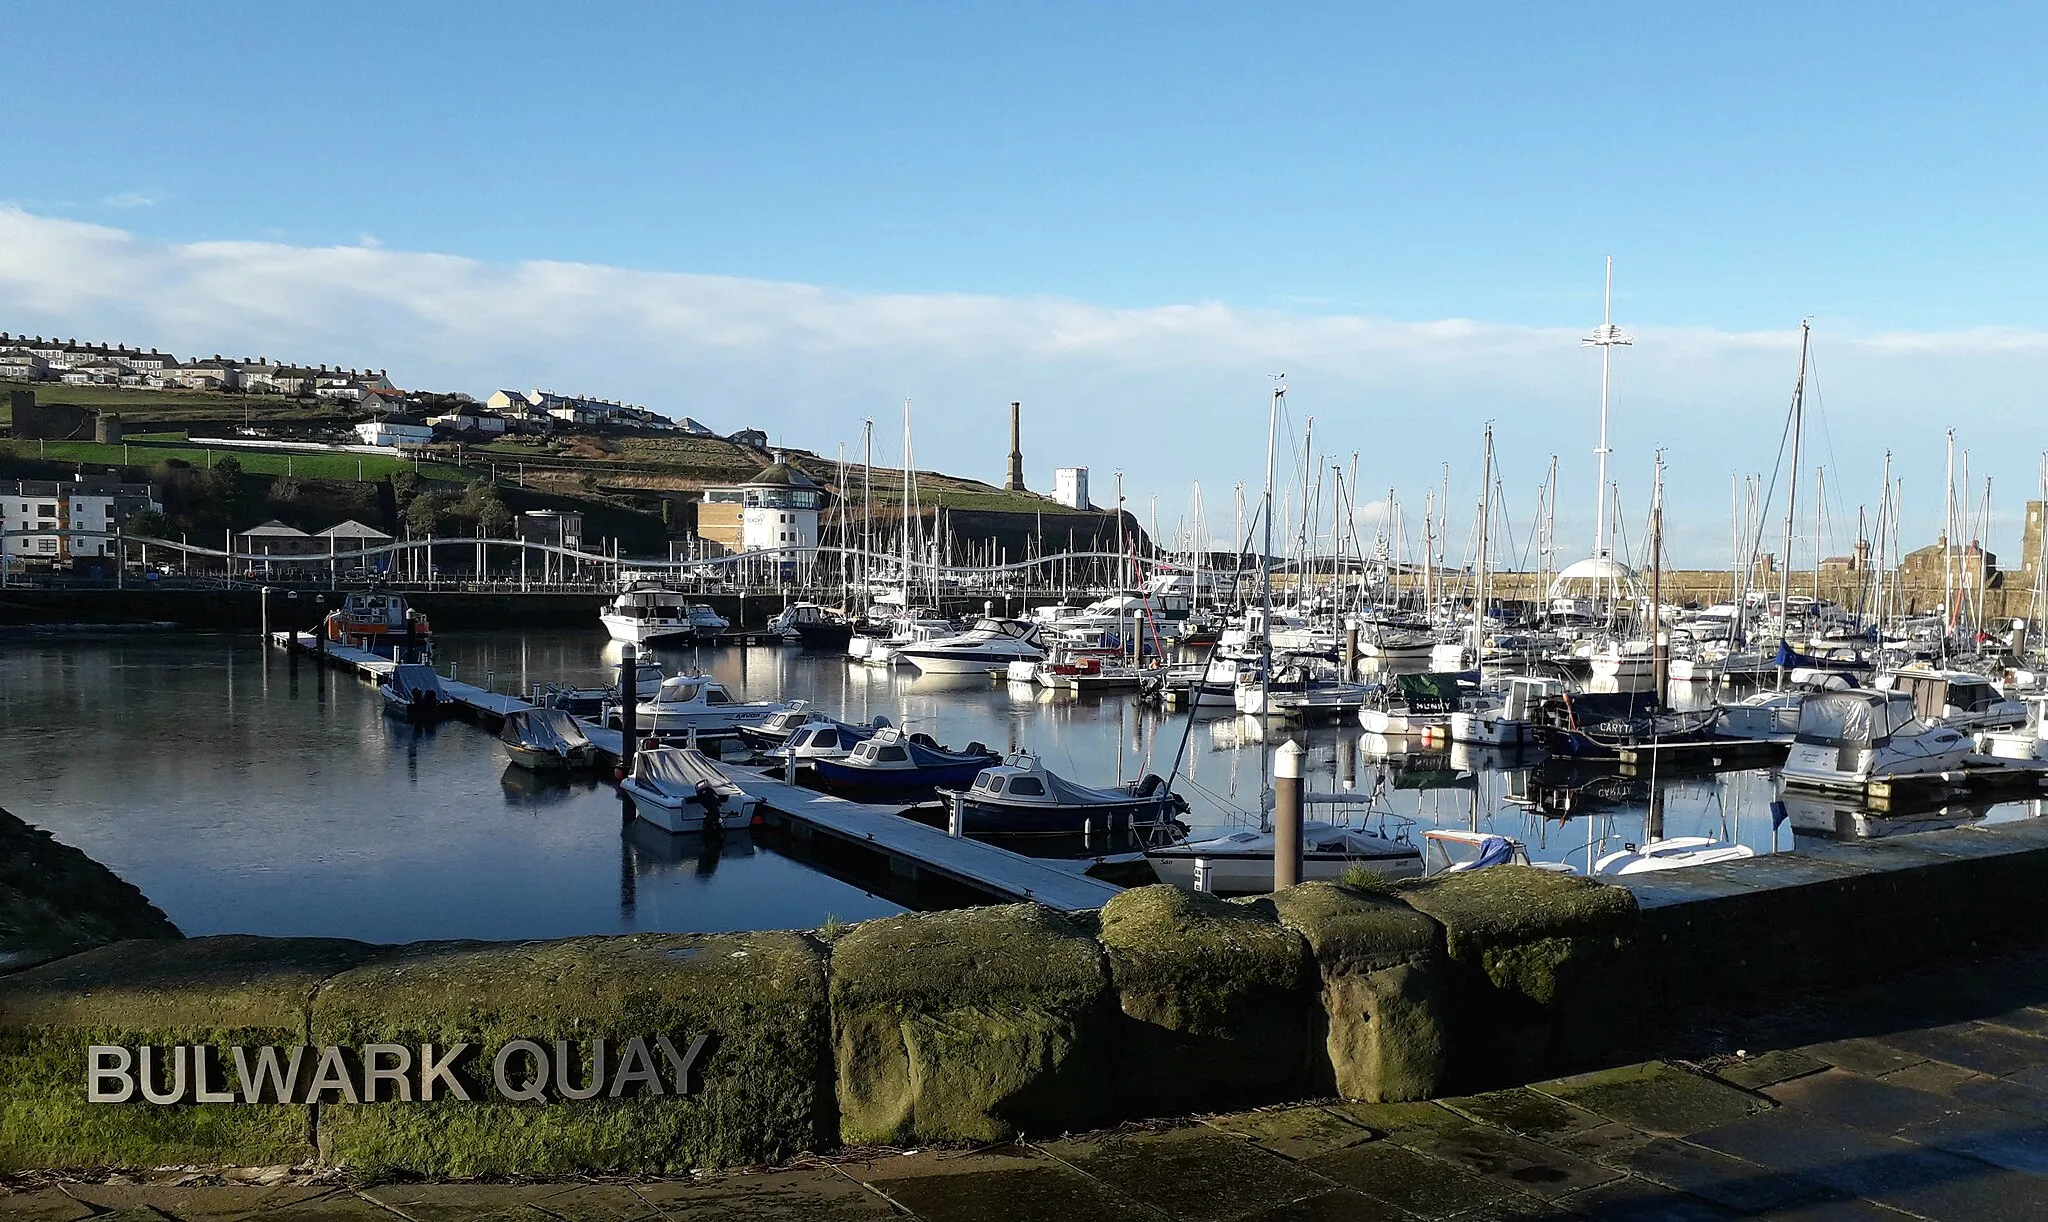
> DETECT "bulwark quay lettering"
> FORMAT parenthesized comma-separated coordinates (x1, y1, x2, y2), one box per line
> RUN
(86, 1035, 711, 1105)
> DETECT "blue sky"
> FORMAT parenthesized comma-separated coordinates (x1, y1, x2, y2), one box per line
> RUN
(6, 3, 2047, 564)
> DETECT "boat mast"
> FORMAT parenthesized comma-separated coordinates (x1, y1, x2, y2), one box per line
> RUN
(1582, 257, 1632, 561)
(900, 401, 913, 605)
(1813, 465, 1824, 611)
(1651, 452, 1667, 706)
(1777, 321, 1809, 685)
(1473, 424, 1493, 664)
(1943, 429, 1956, 661)
(1261, 381, 1284, 825)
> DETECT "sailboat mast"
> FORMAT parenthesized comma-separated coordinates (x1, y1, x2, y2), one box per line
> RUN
(1582, 257, 1632, 560)
(1261, 383, 1283, 816)
(1813, 465, 1825, 610)
(1473, 425, 1493, 662)
(1777, 321, 1809, 674)
(900, 401, 912, 603)
(1651, 452, 1667, 705)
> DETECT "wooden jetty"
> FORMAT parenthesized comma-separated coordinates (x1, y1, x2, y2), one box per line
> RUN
(719, 764, 1125, 912)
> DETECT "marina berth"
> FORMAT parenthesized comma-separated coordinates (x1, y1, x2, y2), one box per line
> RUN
(945, 750, 1188, 837)
(499, 707, 596, 771)
(894, 617, 1046, 676)
(809, 725, 1001, 796)
(323, 590, 431, 661)
(1146, 820, 1423, 893)
(627, 674, 792, 735)
(379, 662, 450, 722)
(1779, 689, 1979, 792)
(617, 746, 760, 832)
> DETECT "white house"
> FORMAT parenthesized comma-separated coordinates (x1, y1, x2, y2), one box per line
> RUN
(1053, 467, 1091, 510)
(697, 453, 827, 555)
(355, 419, 434, 448)
(1, 479, 162, 564)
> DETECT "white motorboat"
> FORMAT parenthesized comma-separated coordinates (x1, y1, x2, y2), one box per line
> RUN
(1147, 821, 1423, 893)
(1422, 829, 1574, 874)
(627, 675, 791, 735)
(617, 747, 759, 833)
(1876, 667, 2027, 732)
(1593, 836, 1756, 875)
(612, 657, 666, 700)
(684, 604, 730, 638)
(896, 618, 1046, 676)
(1449, 676, 1560, 747)
(1359, 672, 1466, 735)
(1588, 640, 1657, 692)
(1779, 689, 1978, 791)
(600, 582, 696, 646)
(500, 708, 595, 771)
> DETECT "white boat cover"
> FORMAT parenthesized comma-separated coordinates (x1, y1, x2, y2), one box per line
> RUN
(1796, 691, 1918, 742)
(501, 708, 591, 756)
(386, 664, 444, 700)
(631, 748, 744, 801)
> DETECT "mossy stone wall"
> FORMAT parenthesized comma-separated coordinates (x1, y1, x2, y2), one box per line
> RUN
(830, 904, 1108, 1145)
(0, 935, 379, 1171)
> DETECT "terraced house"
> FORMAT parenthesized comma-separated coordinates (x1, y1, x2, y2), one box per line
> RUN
(0, 478, 161, 566)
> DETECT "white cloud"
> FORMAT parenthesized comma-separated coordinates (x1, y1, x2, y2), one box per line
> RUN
(1, 206, 2044, 566)
(100, 192, 159, 209)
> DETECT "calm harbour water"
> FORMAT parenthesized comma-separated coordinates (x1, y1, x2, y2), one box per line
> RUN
(3, 629, 2040, 943)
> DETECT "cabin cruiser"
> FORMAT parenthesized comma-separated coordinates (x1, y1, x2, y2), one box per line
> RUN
(895, 618, 1047, 676)
(848, 611, 954, 665)
(499, 708, 595, 771)
(1779, 689, 1978, 791)
(617, 747, 759, 833)
(683, 604, 730, 638)
(380, 664, 449, 721)
(777, 717, 885, 764)
(733, 702, 889, 753)
(600, 582, 695, 646)
(613, 657, 665, 699)
(770, 602, 852, 648)
(946, 751, 1188, 837)
(1147, 821, 1423, 893)
(1876, 667, 2027, 732)
(809, 726, 1001, 795)
(626, 675, 791, 735)
(1592, 837, 1756, 875)
(1449, 676, 1561, 748)
(1359, 673, 1468, 735)
(325, 591, 431, 660)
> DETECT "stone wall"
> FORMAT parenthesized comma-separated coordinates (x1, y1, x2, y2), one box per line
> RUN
(0, 807, 179, 970)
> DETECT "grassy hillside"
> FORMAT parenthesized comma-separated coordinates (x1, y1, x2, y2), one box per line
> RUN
(11, 438, 461, 483)
(0, 383, 339, 425)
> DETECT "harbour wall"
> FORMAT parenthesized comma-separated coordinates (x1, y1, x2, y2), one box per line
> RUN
(10, 808, 2048, 1176)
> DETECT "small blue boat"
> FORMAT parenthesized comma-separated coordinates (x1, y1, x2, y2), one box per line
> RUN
(809, 726, 999, 796)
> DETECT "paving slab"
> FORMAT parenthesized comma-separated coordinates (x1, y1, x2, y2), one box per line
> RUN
(1303, 1140, 1533, 1220)
(1554, 1178, 1742, 1222)
(1323, 1101, 1473, 1142)
(1040, 1125, 1333, 1221)
(1607, 1137, 1829, 1214)
(1897, 1109, 2048, 1178)
(1531, 1063, 1770, 1138)
(634, 1168, 898, 1220)
(365, 1183, 559, 1222)
(1949, 1075, 2048, 1121)
(1690, 1108, 2048, 1221)
(0, 1188, 95, 1221)
(1711, 1050, 1830, 1091)
(1763, 1069, 1966, 1136)
(1795, 1038, 1927, 1078)
(1444, 1089, 1615, 1145)
(1386, 1118, 1621, 1201)
(54, 1185, 343, 1220)
(1230, 1188, 1412, 1222)
(864, 1164, 1159, 1222)
(1202, 1106, 1379, 1162)
(526, 1185, 662, 1222)
(1877, 1020, 2048, 1077)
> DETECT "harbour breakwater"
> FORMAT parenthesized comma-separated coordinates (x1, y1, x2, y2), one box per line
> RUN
(11, 804, 2048, 1176)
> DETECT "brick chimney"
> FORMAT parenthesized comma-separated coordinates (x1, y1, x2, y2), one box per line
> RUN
(1004, 401, 1025, 493)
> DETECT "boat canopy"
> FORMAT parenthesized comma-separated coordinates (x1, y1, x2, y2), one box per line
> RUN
(973, 752, 1159, 805)
(631, 747, 744, 801)
(1794, 691, 1920, 743)
(500, 708, 591, 755)
(1396, 673, 1463, 706)
(386, 664, 444, 700)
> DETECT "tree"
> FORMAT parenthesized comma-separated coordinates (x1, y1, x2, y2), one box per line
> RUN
(390, 469, 421, 509)
(404, 491, 447, 538)
(126, 509, 170, 539)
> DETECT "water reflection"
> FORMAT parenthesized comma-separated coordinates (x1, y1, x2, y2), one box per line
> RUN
(4, 630, 2042, 943)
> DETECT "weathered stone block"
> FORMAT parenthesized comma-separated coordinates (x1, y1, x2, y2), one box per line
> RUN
(311, 931, 830, 1177)
(0, 935, 377, 1171)
(1096, 885, 1315, 1116)
(1270, 881, 1448, 1102)
(830, 903, 1108, 1145)
(1398, 868, 1639, 1087)
(1, 807, 180, 966)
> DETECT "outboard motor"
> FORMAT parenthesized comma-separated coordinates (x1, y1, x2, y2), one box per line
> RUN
(694, 779, 725, 834)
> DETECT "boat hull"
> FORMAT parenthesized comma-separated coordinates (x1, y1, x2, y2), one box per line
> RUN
(600, 614, 696, 647)
(955, 795, 1180, 837)
(618, 778, 757, 832)
(1148, 847, 1422, 893)
(811, 756, 996, 794)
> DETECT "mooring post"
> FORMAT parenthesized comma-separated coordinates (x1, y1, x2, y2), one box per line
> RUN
(260, 585, 272, 644)
(1274, 738, 1305, 891)
(619, 643, 640, 779)
(949, 791, 966, 838)
(1343, 622, 1359, 681)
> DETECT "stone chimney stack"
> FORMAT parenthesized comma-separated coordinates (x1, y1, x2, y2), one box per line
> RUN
(1004, 401, 1025, 493)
